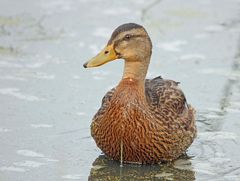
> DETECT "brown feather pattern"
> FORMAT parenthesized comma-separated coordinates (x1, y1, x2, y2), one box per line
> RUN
(91, 76, 196, 164)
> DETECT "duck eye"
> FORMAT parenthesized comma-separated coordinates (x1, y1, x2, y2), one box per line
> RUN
(124, 34, 131, 40)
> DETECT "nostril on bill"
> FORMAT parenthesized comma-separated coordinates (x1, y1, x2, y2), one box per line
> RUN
(104, 50, 109, 54)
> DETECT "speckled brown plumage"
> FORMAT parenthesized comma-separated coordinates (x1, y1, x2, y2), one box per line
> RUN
(91, 77, 196, 164)
(84, 23, 197, 164)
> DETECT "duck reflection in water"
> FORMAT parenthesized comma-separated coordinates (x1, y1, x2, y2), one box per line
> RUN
(88, 155, 195, 181)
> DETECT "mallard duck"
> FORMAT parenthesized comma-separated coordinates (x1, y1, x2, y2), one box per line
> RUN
(83, 23, 196, 164)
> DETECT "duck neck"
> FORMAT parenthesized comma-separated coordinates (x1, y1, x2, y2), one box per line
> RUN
(116, 57, 150, 102)
(122, 57, 150, 83)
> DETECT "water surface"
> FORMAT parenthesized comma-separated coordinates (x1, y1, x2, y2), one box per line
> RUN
(0, 0, 240, 180)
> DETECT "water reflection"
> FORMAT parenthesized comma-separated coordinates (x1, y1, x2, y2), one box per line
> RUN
(88, 155, 195, 181)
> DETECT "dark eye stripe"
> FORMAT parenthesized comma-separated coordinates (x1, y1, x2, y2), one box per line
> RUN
(127, 34, 145, 39)
(113, 34, 146, 48)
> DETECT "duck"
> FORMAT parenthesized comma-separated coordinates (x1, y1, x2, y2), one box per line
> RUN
(83, 23, 197, 164)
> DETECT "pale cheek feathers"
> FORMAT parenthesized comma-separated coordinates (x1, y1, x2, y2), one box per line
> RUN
(115, 41, 144, 60)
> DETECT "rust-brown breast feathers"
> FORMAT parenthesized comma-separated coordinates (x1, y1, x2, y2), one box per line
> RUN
(91, 76, 196, 163)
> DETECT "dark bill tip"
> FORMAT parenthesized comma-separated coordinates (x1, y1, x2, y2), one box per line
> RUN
(83, 62, 88, 68)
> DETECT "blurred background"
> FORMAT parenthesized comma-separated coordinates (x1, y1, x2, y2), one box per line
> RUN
(0, 0, 240, 180)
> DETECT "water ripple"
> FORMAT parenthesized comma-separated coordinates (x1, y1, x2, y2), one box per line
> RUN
(0, 88, 43, 101)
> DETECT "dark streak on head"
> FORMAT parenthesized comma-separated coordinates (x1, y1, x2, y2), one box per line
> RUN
(113, 34, 145, 47)
(107, 23, 144, 45)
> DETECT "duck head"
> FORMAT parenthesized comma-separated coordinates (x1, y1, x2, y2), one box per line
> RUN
(83, 23, 152, 68)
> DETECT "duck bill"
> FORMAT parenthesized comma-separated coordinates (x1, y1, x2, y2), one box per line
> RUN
(83, 44, 117, 68)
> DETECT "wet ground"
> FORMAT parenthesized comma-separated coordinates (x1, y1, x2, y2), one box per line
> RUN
(0, 0, 240, 180)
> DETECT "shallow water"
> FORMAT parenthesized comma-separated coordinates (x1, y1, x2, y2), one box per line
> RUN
(0, 0, 240, 180)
